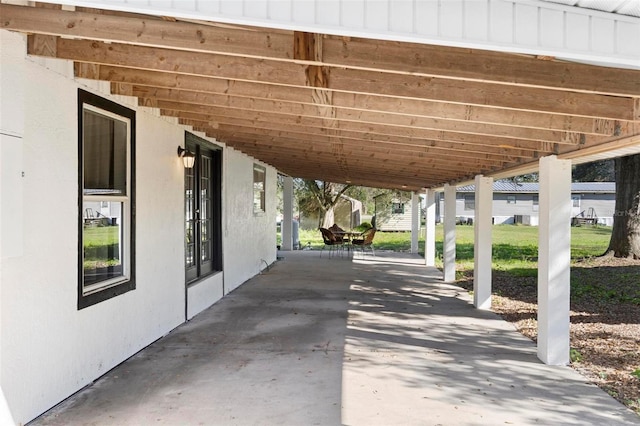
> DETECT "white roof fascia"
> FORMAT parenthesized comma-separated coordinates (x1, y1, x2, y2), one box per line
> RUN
(30, 0, 639, 70)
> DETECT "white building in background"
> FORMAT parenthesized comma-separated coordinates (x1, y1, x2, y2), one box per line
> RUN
(452, 182, 616, 226)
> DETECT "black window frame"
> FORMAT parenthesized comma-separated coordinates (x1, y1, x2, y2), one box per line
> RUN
(77, 89, 136, 309)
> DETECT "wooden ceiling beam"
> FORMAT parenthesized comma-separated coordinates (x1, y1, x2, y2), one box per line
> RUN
(321, 36, 640, 98)
(256, 162, 456, 188)
(203, 136, 506, 172)
(178, 118, 526, 162)
(240, 158, 461, 181)
(29, 36, 638, 120)
(191, 119, 537, 162)
(5, 4, 640, 97)
(118, 84, 625, 136)
(152, 98, 609, 146)
(121, 85, 626, 139)
(207, 136, 508, 171)
(176, 114, 543, 159)
(161, 108, 557, 153)
(2, 3, 293, 60)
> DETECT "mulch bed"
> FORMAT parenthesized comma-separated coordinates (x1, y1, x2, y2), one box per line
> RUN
(455, 256, 640, 416)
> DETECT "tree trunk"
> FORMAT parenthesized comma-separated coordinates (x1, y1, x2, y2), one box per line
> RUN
(321, 207, 335, 228)
(606, 155, 640, 258)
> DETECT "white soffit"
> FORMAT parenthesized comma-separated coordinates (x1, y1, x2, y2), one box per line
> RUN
(27, 0, 640, 70)
(541, 0, 640, 17)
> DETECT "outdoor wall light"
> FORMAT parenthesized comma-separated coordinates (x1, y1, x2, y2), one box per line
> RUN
(177, 146, 196, 169)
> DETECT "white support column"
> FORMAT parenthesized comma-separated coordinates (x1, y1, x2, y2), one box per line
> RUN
(443, 184, 457, 282)
(473, 175, 493, 310)
(538, 155, 571, 365)
(281, 176, 293, 251)
(410, 191, 419, 254)
(424, 189, 436, 267)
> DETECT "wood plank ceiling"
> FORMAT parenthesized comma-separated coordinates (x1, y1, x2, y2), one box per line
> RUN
(2, 2, 640, 191)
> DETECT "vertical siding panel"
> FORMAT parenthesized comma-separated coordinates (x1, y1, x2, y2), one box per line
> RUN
(341, 0, 365, 29)
(244, 1, 269, 19)
(220, 0, 243, 16)
(197, 0, 221, 14)
(440, 1, 464, 39)
(415, 0, 439, 36)
(364, 0, 389, 31)
(565, 13, 590, 50)
(389, 0, 413, 32)
(488, 0, 514, 44)
(464, 0, 489, 41)
(514, 3, 539, 46)
(591, 17, 616, 53)
(268, 0, 292, 21)
(292, 0, 316, 24)
(122, 0, 150, 7)
(316, 0, 341, 26)
(539, 8, 564, 49)
(180, 0, 198, 12)
(616, 21, 640, 56)
(151, 1, 173, 10)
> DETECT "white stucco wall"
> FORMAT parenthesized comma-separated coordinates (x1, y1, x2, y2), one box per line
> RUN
(222, 148, 277, 293)
(0, 30, 277, 424)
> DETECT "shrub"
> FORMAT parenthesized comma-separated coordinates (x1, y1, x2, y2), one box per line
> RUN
(355, 222, 372, 232)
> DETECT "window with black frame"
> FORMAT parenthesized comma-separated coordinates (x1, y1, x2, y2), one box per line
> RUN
(78, 89, 135, 309)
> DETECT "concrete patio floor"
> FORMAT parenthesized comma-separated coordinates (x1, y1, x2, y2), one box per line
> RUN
(31, 251, 638, 425)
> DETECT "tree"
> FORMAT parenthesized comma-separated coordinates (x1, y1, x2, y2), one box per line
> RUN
(573, 160, 614, 182)
(605, 155, 640, 258)
(297, 180, 352, 228)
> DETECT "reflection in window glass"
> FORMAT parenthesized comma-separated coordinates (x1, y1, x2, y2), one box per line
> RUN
(83, 201, 123, 288)
(253, 164, 266, 214)
(464, 195, 475, 210)
(81, 105, 129, 294)
(184, 136, 222, 283)
(572, 195, 581, 208)
(392, 202, 404, 214)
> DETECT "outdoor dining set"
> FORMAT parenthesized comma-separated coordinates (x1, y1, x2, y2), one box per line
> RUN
(319, 224, 376, 258)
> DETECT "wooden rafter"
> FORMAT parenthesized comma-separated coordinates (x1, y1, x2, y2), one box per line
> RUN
(4, 3, 640, 96)
(1, 2, 638, 191)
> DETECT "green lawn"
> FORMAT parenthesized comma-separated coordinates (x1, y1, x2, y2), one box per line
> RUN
(83, 225, 121, 267)
(297, 225, 612, 276)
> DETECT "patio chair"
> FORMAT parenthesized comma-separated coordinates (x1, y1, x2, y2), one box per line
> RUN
(351, 228, 376, 257)
(319, 227, 344, 258)
(329, 223, 345, 233)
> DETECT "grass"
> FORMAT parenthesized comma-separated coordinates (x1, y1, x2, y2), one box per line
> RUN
(297, 224, 612, 274)
(83, 225, 121, 268)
